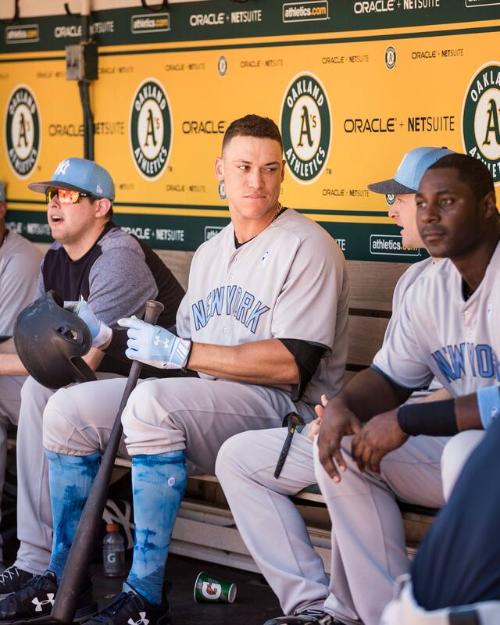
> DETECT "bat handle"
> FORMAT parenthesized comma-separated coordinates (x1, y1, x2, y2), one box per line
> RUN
(143, 299, 164, 325)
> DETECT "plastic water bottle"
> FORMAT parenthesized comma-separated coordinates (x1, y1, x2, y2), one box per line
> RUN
(102, 522, 126, 577)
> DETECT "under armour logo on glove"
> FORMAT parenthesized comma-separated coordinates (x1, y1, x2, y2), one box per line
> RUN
(119, 317, 192, 370)
(128, 611, 149, 625)
(32, 594, 55, 612)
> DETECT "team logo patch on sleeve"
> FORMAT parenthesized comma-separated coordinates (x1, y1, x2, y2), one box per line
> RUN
(280, 72, 331, 184)
(5, 85, 40, 178)
(462, 62, 500, 183)
(130, 78, 172, 180)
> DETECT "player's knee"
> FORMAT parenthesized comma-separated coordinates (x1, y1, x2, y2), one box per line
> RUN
(43, 388, 73, 449)
(121, 380, 161, 430)
(20, 375, 49, 405)
(215, 434, 245, 483)
(441, 431, 485, 500)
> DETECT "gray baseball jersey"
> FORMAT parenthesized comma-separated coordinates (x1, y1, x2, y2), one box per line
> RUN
(0, 230, 42, 337)
(176, 208, 349, 405)
(373, 241, 500, 395)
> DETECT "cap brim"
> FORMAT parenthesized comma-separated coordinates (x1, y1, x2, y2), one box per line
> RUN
(368, 179, 416, 195)
(28, 180, 92, 195)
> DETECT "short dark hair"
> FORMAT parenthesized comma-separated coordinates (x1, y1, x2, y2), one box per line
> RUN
(427, 153, 494, 202)
(222, 114, 283, 152)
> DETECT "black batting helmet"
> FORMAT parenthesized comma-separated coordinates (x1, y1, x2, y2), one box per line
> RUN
(14, 290, 97, 389)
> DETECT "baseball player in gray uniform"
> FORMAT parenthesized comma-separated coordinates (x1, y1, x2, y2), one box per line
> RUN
(0, 115, 348, 625)
(0, 158, 184, 599)
(0, 182, 43, 570)
(215, 147, 453, 625)
(313, 153, 499, 625)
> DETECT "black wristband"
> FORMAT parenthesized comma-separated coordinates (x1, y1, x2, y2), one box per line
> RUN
(397, 399, 459, 436)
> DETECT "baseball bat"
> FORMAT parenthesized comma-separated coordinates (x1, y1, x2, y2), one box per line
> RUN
(50, 299, 164, 624)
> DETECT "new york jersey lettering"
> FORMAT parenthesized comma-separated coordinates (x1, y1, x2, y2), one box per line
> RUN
(192, 285, 271, 334)
(432, 342, 500, 383)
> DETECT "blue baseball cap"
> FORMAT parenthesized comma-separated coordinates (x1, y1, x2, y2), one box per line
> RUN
(0, 182, 5, 203)
(28, 157, 115, 200)
(368, 147, 454, 195)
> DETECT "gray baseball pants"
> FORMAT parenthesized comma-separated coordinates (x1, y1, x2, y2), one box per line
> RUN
(0, 375, 25, 562)
(216, 427, 447, 625)
(42, 377, 311, 467)
(441, 430, 484, 500)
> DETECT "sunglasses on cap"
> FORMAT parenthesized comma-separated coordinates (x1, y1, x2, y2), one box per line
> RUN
(45, 188, 95, 205)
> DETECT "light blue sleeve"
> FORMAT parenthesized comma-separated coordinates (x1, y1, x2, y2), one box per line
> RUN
(477, 385, 500, 430)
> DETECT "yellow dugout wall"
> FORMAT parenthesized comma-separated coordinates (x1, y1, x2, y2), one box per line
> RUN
(1, 1, 499, 261)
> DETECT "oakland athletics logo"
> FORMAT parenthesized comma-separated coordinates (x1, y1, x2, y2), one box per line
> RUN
(281, 73, 331, 184)
(130, 78, 172, 180)
(462, 63, 500, 183)
(5, 85, 40, 178)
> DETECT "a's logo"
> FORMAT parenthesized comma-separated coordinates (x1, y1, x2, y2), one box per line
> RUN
(462, 63, 500, 183)
(385, 46, 396, 70)
(5, 85, 40, 178)
(32, 594, 55, 612)
(385, 194, 395, 206)
(130, 79, 172, 180)
(201, 582, 222, 600)
(218, 56, 227, 76)
(281, 73, 331, 184)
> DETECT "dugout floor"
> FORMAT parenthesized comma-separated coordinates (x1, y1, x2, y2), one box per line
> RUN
(93, 555, 280, 625)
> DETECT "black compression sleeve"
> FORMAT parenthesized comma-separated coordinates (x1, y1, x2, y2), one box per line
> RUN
(397, 399, 459, 436)
(279, 338, 327, 401)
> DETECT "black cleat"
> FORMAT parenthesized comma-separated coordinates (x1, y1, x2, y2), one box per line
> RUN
(84, 590, 171, 625)
(263, 609, 345, 625)
(0, 570, 96, 624)
(0, 566, 34, 600)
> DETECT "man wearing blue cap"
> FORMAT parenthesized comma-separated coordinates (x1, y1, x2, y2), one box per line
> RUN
(0, 182, 43, 571)
(216, 146, 453, 625)
(0, 158, 184, 605)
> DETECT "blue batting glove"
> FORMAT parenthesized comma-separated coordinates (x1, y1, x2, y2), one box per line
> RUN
(65, 299, 112, 349)
(118, 316, 191, 369)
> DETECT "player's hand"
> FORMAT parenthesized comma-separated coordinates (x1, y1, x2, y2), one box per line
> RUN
(351, 409, 408, 474)
(65, 299, 112, 349)
(307, 395, 329, 441)
(118, 316, 192, 369)
(317, 397, 362, 483)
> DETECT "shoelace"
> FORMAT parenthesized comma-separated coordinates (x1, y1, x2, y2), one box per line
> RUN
(0, 566, 21, 583)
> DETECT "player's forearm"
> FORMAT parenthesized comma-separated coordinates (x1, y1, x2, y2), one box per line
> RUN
(334, 367, 411, 422)
(83, 347, 105, 371)
(0, 352, 27, 376)
(0, 338, 16, 354)
(397, 390, 494, 436)
(187, 339, 300, 385)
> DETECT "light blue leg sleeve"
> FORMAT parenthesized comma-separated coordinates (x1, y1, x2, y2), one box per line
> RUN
(45, 450, 101, 581)
(125, 451, 186, 605)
